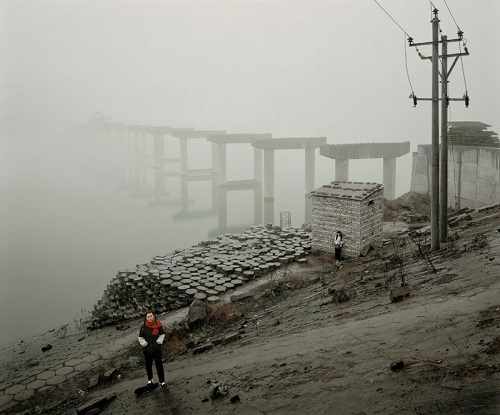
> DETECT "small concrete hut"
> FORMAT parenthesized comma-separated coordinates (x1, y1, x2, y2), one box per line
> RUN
(310, 181, 384, 258)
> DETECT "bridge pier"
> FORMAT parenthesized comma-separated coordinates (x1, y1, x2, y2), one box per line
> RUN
(335, 159, 349, 181)
(383, 157, 396, 200)
(320, 142, 410, 200)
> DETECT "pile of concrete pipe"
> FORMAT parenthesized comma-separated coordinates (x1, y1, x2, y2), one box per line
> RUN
(90, 224, 311, 328)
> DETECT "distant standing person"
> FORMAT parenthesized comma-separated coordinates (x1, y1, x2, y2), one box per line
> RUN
(334, 230, 344, 263)
(138, 310, 166, 386)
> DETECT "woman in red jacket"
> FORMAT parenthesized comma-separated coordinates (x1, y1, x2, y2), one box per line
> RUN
(138, 310, 166, 386)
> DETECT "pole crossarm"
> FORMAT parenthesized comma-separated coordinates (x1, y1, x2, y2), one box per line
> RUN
(409, 37, 463, 47)
(416, 51, 469, 60)
(411, 97, 467, 102)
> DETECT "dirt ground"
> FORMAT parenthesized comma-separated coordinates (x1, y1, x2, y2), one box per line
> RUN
(4, 193, 500, 415)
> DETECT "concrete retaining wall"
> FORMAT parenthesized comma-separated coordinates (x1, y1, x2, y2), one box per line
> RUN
(411, 145, 500, 209)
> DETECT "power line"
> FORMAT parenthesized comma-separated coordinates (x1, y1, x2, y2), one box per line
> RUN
(403, 34, 415, 95)
(442, 0, 461, 31)
(458, 42, 469, 94)
(372, 0, 411, 38)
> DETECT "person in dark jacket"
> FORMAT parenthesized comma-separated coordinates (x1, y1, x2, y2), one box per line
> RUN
(138, 310, 166, 386)
(334, 230, 344, 263)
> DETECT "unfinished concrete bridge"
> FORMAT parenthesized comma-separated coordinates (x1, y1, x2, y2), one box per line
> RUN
(88, 122, 410, 226)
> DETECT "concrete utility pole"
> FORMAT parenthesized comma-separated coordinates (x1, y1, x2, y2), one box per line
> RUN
(431, 11, 440, 252)
(440, 36, 448, 243)
(409, 8, 469, 251)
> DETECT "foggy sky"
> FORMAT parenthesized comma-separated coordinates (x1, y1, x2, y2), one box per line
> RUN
(3, 0, 499, 141)
(1, 0, 500, 346)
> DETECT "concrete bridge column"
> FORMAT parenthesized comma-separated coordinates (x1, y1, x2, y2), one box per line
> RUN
(211, 143, 218, 176)
(305, 148, 315, 223)
(133, 131, 141, 190)
(263, 149, 275, 224)
(153, 134, 165, 196)
(255, 184, 263, 225)
(180, 139, 188, 175)
(153, 134, 164, 167)
(383, 157, 396, 200)
(140, 131, 148, 155)
(335, 159, 349, 181)
(217, 143, 227, 185)
(217, 187, 228, 233)
(254, 148, 263, 182)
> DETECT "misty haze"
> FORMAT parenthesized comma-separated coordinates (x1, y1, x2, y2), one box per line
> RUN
(1, 0, 499, 413)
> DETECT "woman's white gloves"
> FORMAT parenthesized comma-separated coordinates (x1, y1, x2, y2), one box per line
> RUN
(156, 334, 165, 344)
(138, 337, 148, 347)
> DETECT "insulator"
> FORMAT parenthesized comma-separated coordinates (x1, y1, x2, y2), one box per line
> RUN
(464, 93, 469, 108)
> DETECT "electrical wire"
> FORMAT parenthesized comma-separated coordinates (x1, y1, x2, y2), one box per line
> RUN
(458, 43, 469, 97)
(372, 0, 411, 38)
(404, 34, 415, 95)
(442, 0, 461, 31)
(446, 91, 459, 211)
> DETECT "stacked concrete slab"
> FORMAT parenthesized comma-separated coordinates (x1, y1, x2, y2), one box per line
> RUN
(90, 224, 311, 328)
(310, 181, 384, 258)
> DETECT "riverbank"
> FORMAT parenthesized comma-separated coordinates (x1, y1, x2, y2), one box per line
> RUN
(2, 200, 500, 414)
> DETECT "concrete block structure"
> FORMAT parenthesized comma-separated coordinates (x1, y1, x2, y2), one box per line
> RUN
(310, 181, 384, 258)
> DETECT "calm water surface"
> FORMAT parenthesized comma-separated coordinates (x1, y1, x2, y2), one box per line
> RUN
(1, 127, 314, 346)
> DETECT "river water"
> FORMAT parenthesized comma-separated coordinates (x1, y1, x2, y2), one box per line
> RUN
(1, 125, 408, 347)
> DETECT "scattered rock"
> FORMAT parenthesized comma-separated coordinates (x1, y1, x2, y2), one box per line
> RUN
(230, 293, 253, 302)
(76, 393, 117, 415)
(230, 394, 241, 403)
(193, 343, 213, 355)
(87, 374, 100, 390)
(360, 244, 371, 257)
(186, 299, 207, 329)
(390, 360, 405, 372)
(209, 381, 229, 400)
(41, 344, 52, 352)
(390, 286, 411, 303)
(102, 368, 118, 383)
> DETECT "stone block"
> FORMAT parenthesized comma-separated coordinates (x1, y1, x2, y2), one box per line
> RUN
(230, 293, 253, 302)
(390, 286, 411, 302)
(75, 362, 92, 372)
(0, 393, 13, 407)
(88, 374, 100, 390)
(192, 343, 213, 355)
(102, 368, 118, 383)
(221, 332, 240, 345)
(56, 366, 74, 376)
(27, 379, 46, 390)
(36, 370, 55, 380)
(82, 354, 99, 364)
(76, 393, 117, 415)
(5, 384, 25, 395)
(46, 375, 66, 386)
(13, 388, 34, 402)
(65, 358, 82, 367)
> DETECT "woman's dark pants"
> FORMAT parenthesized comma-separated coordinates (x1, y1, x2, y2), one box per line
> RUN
(144, 349, 165, 383)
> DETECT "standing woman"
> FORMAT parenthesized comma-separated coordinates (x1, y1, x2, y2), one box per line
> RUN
(334, 230, 344, 263)
(138, 310, 166, 386)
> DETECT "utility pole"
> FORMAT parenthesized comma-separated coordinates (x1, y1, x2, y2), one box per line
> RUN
(431, 11, 440, 252)
(408, 8, 469, 251)
(440, 36, 448, 243)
